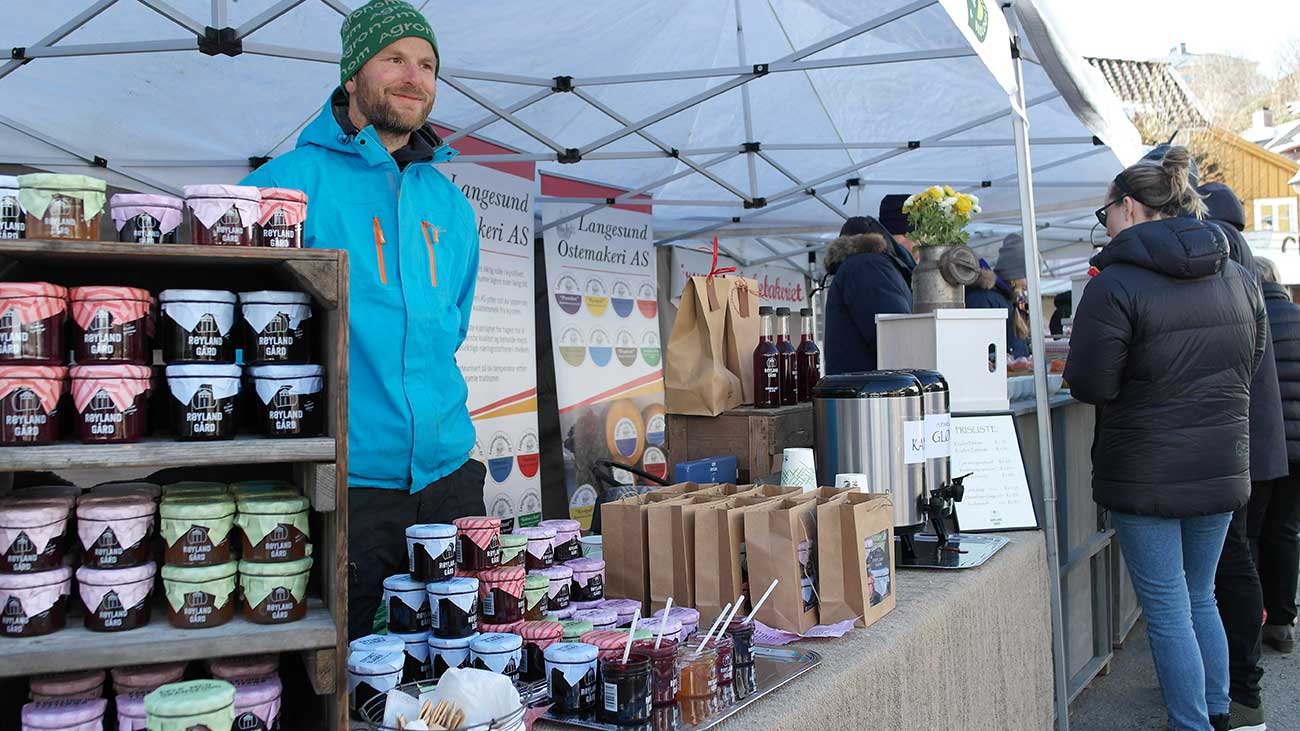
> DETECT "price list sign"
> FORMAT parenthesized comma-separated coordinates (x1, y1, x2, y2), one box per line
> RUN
(949, 414, 1038, 532)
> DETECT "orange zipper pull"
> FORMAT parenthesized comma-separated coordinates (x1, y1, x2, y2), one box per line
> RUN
(372, 217, 388, 284)
(422, 221, 438, 287)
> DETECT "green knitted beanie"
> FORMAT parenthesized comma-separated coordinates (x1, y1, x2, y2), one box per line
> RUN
(340, 0, 439, 84)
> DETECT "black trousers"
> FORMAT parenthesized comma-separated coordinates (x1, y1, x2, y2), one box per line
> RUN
(1215, 498, 1265, 708)
(1247, 473, 1300, 627)
(347, 459, 487, 641)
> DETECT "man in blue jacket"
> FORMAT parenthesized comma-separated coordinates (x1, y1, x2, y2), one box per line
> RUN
(823, 199, 916, 374)
(241, 0, 485, 639)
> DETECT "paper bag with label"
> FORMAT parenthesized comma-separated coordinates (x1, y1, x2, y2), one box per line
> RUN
(722, 276, 760, 404)
(743, 497, 827, 634)
(647, 495, 731, 612)
(817, 492, 896, 628)
(693, 494, 793, 627)
(665, 273, 749, 416)
(601, 485, 705, 610)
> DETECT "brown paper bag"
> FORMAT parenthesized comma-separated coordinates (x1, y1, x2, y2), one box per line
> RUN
(722, 276, 760, 404)
(601, 487, 705, 610)
(647, 495, 731, 612)
(817, 492, 896, 628)
(665, 274, 748, 416)
(743, 498, 823, 633)
(694, 495, 789, 627)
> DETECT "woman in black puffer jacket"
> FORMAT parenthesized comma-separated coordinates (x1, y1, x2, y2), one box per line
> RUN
(1065, 146, 1266, 731)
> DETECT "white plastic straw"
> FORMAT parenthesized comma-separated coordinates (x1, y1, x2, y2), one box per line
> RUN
(710, 595, 745, 646)
(621, 607, 641, 663)
(693, 602, 731, 656)
(744, 579, 779, 624)
(655, 597, 674, 650)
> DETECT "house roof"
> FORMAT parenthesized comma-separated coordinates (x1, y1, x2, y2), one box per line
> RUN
(1265, 120, 1300, 154)
(1087, 57, 1210, 130)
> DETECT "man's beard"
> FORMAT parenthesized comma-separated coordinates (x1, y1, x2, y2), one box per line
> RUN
(354, 80, 434, 137)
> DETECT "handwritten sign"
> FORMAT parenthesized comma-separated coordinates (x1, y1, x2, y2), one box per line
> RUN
(950, 415, 1038, 532)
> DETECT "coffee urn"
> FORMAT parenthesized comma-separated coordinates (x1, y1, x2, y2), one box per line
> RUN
(812, 371, 927, 533)
(898, 369, 951, 497)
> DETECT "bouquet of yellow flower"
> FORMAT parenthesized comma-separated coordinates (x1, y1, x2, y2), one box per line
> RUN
(901, 185, 982, 247)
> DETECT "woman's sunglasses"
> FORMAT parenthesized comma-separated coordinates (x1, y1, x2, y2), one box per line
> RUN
(1095, 194, 1126, 226)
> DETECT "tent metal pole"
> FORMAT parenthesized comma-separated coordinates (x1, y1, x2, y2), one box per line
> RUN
(242, 43, 338, 63)
(0, 0, 120, 81)
(748, 241, 826, 268)
(760, 137, 1096, 150)
(578, 0, 938, 153)
(234, 0, 308, 40)
(571, 47, 968, 87)
(734, 0, 759, 199)
(439, 68, 557, 87)
(317, 0, 352, 17)
(755, 151, 851, 220)
(1008, 27, 1070, 731)
(18, 39, 199, 58)
(539, 151, 742, 233)
(655, 197, 810, 246)
(440, 76, 568, 154)
(538, 198, 742, 207)
(570, 88, 752, 203)
(0, 113, 181, 196)
(136, 0, 207, 35)
(761, 90, 1062, 204)
(211, 0, 227, 28)
(444, 88, 555, 145)
(753, 238, 811, 273)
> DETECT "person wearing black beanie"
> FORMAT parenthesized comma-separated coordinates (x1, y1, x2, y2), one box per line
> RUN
(822, 207, 917, 374)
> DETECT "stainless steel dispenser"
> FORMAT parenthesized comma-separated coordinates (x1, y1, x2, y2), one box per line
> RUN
(811, 371, 927, 533)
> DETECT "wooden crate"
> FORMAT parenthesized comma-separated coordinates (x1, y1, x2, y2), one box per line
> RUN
(0, 239, 349, 730)
(666, 403, 813, 483)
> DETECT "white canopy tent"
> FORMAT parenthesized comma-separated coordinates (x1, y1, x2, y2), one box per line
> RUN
(2, 0, 1141, 284)
(3, 3, 1147, 727)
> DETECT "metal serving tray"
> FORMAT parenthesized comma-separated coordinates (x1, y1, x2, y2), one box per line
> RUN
(539, 645, 821, 731)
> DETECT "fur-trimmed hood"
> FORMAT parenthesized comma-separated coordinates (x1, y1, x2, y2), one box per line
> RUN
(969, 267, 1013, 297)
(824, 233, 890, 274)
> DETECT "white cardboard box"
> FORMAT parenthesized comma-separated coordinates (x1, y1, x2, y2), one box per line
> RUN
(875, 309, 1009, 413)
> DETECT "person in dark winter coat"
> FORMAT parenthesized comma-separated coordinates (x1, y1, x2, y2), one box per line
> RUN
(1195, 182, 1288, 726)
(966, 255, 1030, 357)
(1251, 257, 1300, 657)
(823, 210, 916, 374)
(1065, 146, 1266, 731)
(1049, 291, 1071, 336)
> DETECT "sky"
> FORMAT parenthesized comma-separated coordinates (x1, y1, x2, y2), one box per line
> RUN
(1046, 0, 1298, 78)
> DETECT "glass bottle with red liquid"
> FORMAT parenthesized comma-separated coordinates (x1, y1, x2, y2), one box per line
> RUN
(774, 307, 798, 406)
(753, 306, 781, 409)
(795, 307, 821, 402)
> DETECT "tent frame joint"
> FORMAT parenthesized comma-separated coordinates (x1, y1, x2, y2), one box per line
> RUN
(743, 197, 767, 209)
(846, 177, 862, 187)
(551, 75, 574, 93)
(249, 155, 271, 170)
(557, 148, 582, 164)
(10, 47, 30, 63)
(908, 140, 921, 149)
(742, 141, 762, 153)
(198, 26, 242, 57)
(91, 156, 107, 168)
(752, 63, 769, 77)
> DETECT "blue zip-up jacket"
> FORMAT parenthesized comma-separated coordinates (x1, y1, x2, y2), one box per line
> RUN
(242, 90, 479, 491)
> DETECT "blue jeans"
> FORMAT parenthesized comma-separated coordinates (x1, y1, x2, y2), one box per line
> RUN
(1112, 511, 1233, 731)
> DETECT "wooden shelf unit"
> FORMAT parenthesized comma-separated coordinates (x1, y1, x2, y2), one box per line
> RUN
(0, 239, 350, 730)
